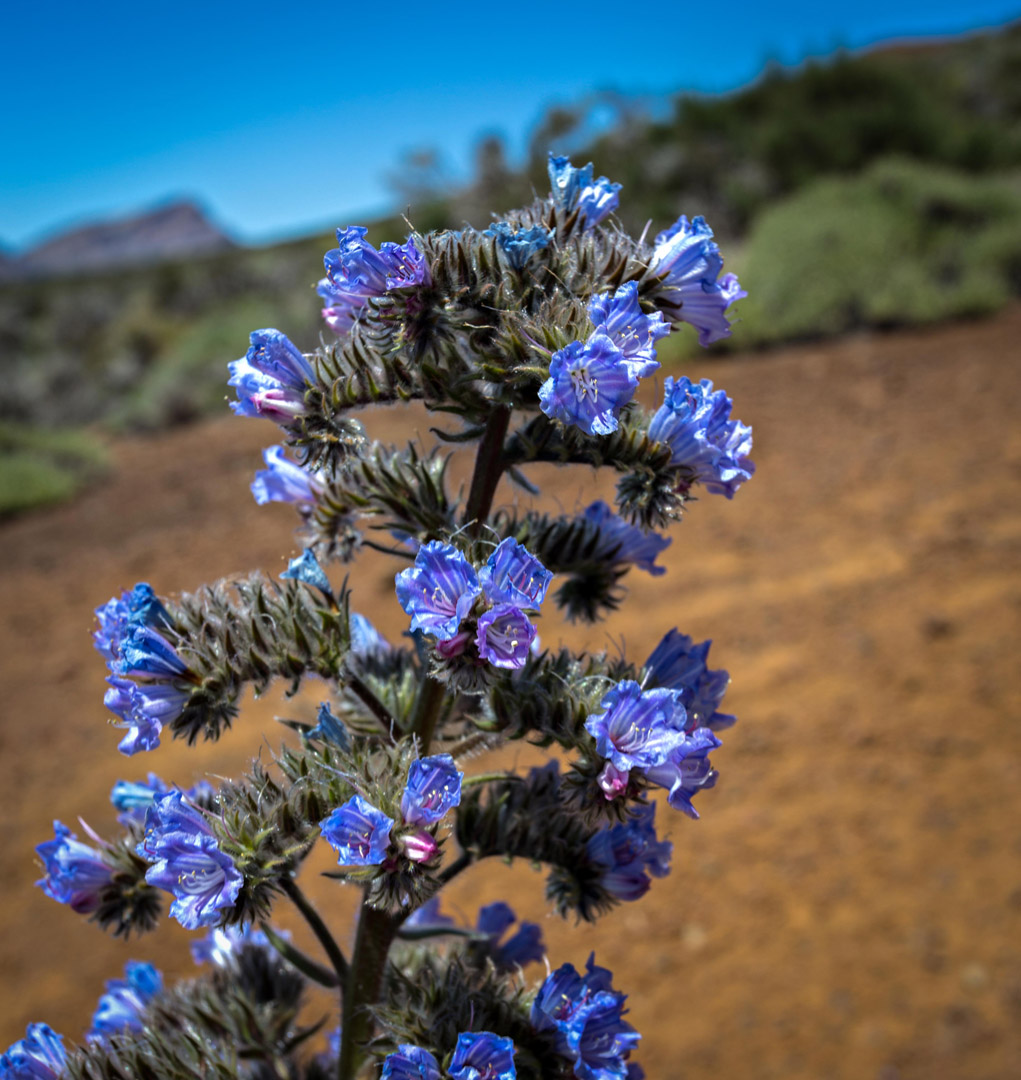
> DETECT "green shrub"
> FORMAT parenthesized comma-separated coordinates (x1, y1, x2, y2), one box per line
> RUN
(0, 422, 109, 516)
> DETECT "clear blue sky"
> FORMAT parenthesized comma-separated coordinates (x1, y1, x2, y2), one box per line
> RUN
(3, 0, 1019, 250)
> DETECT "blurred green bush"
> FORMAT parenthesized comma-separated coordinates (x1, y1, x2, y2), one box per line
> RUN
(0, 422, 109, 516)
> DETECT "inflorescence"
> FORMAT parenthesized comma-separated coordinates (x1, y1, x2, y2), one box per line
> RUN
(15, 152, 754, 1080)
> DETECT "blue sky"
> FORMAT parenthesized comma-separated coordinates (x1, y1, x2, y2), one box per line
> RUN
(3, 0, 1019, 250)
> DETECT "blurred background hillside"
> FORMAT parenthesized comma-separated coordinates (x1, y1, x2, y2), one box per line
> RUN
(2, 19, 1020, 513)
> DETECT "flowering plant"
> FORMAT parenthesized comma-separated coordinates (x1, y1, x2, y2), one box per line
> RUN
(9, 154, 752, 1080)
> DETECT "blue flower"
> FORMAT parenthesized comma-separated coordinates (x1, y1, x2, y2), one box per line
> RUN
(539, 333, 638, 436)
(350, 612, 391, 654)
(403, 896, 456, 933)
(104, 677, 190, 756)
(548, 154, 621, 229)
(320, 227, 430, 335)
(648, 216, 745, 346)
(587, 283, 669, 380)
(643, 728, 721, 818)
(113, 626, 189, 680)
(401, 754, 463, 826)
(110, 773, 169, 825)
(36, 822, 112, 914)
(251, 445, 324, 507)
(644, 631, 735, 731)
(584, 681, 689, 775)
(320, 794, 394, 866)
(531, 956, 640, 1080)
(648, 376, 754, 498)
(305, 702, 351, 750)
(449, 1031, 517, 1080)
(475, 901, 545, 970)
(137, 791, 242, 930)
(191, 924, 276, 967)
(93, 583, 173, 664)
(476, 605, 535, 669)
(381, 1045, 442, 1080)
(228, 329, 312, 421)
(485, 222, 553, 270)
(281, 547, 334, 600)
(0, 1024, 68, 1080)
(582, 502, 671, 576)
(395, 542, 482, 640)
(587, 803, 672, 902)
(478, 538, 552, 609)
(88, 961, 162, 1040)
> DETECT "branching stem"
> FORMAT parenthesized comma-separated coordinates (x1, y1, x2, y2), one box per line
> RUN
(281, 877, 349, 984)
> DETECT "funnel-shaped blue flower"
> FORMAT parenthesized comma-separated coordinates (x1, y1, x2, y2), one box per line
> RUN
(548, 154, 621, 229)
(584, 681, 688, 775)
(649, 215, 745, 346)
(648, 376, 754, 498)
(228, 329, 313, 421)
(305, 702, 351, 750)
(450, 1032, 517, 1080)
(476, 605, 536, 669)
(401, 754, 463, 827)
(644, 728, 721, 818)
(395, 542, 481, 640)
(113, 626, 188, 680)
(36, 822, 111, 914)
(104, 676, 190, 756)
(88, 961, 162, 1040)
(476, 902, 545, 970)
(320, 794, 394, 866)
(587, 283, 669, 380)
(381, 1045, 442, 1080)
(644, 631, 735, 731)
(251, 446, 324, 507)
(281, 547, 333, 599)
(191, 924, 275, 967)
(486, 222, 553, 269)
(110, 773, 169, 825)
(479, 538, 552, 609)
(0, 1024, 68, 1080)
(587, 802, 672, 902)
(93, 583, 173, 664)
(539, 334, 637, 436)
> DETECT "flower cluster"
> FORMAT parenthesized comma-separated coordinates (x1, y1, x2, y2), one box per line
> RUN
(539, 282, 668, 436)
(320, 754, 464, 867)
(382, 1032, 517, 1080)
(136, 791, 242, 930)
(396, 539, 552, 671)
(532, 955, 640, 1080)
(649, 376, 755, 498)
(585, 679, 721, 817)
(648, 214, 746, 346)
(228, 328, 314, 423)
(88, 961, 163, 1040)
(318, 226, 431, 335)
(548, 154, 621, 229)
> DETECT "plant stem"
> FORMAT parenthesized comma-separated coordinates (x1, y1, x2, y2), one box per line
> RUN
(338, 900, 401, 1080)
(281, 877, 349, 984)
(409, 671, 447, 753)
(259, 921, 340, 988)
(346, 671, 397, 740)
(462, 404, 511, 537)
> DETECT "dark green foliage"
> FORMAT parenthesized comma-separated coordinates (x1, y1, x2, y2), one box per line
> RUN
(166, 573, 351, 744)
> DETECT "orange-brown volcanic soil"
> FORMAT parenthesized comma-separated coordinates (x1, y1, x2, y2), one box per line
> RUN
(2, 309, 1020, 1079)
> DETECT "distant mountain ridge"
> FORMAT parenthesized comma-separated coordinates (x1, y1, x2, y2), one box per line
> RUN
(1, 201, 235, 281)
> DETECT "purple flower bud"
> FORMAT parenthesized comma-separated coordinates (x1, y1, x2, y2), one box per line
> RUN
(478, 538, 552, 609)
(251, 445, 324, 507)
(485, 222, 553, 269)
(582, 501, 671, 576)
(584, 680, 689, 775)
(648, 376, 754, 498)
(649, 215, 745, 346)
(587, 802, 672, 902)
(538, 333, 638, 436)
(88, 961, 162, 1040)
(644, 630, 735, 731)
(449, 1031, 517, 1080)
(596, 761, 629, 800)
(0, 1024, 68, 1080)
(320, 794, 394, 866)
(401, 830, 439, 864)
(395, 542, 481, 640)
(476, 605, 535, 669)
(401, 754, 463, 827)
(548, 154, 621, 229)
(36, 822, 112, 914)
(587, 282, 670, 380)
(381, 1045, 442, 1080)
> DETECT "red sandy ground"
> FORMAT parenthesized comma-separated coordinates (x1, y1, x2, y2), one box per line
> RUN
(1, 309, 1020, 1079)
